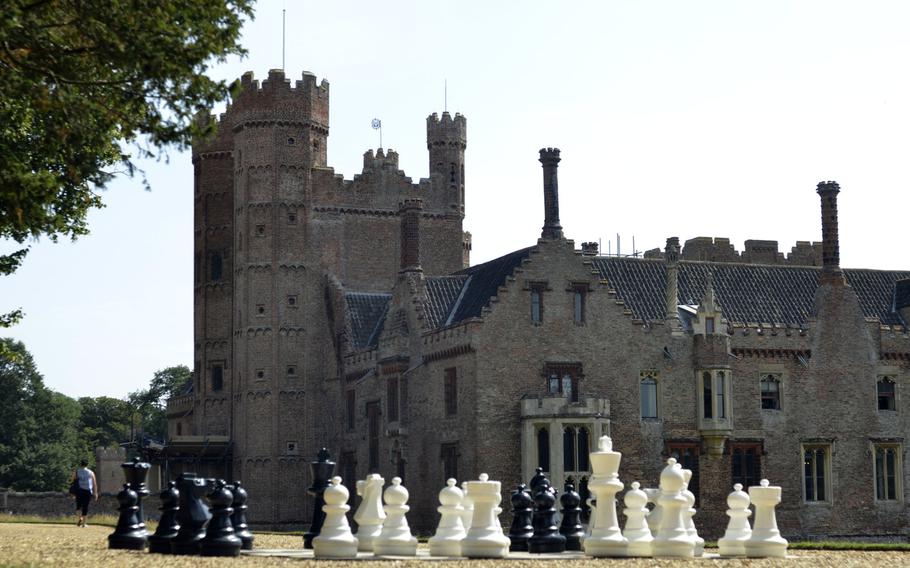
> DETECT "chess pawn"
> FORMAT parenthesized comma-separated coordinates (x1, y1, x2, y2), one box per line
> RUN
(652, 459, 694, 558)
(559, 482, 585, 551)
(460, 473, 511, 558)
(583, 435, 627, 557)
(460, 480, 474, 531)
(303, 448, 335, 549)
(200, 479, 242, 557)
(527, 482, 566, 553)
(529, 466, 547, 495)
(373, 477, 418, 556)
(171, 473, 212, 555)
(745, 479, 788, 558)
(642, 487, 663, 534)
(148, 481, 180, 553)
(230, 481, 254, 550)
(313, 476, 359, 558)
(622, 482, 653, 557)
(681, 469, 704, 556)
(507, 484, 534, 551)
(353, 474, 386, 551)
(428, 478, 466, 556)
(718, 484, 752, 557)
(108, 484, 148, 550)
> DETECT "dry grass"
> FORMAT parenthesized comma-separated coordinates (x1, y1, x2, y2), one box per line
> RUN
(1, 523, 908, 567)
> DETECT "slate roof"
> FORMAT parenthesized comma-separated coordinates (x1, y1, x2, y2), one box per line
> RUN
(421, 247, 533, 329)
(345, 293, 391, 349)
(592, 257, 910, 326)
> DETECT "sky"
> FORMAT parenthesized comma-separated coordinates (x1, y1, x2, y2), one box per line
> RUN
(2, 0, 909, 399)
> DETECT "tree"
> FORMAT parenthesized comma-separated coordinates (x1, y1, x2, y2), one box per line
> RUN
(129, 365, 192, 442)
(78, 396, 132, 450)
(0, 338, 82, 490)
(0, 0, 255, 327)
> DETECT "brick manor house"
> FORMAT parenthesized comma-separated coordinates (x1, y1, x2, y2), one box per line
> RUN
(166, 68, 910, 539)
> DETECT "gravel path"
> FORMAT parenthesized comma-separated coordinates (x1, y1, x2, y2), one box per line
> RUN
(0, 523, 907, 567)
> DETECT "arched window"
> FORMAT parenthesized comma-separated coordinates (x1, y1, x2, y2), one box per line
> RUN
(878, 377, 896, 411)
(537, 427, 550, 472)
(563, 425, 591, 474)
(563, 427, 576, 472)
(760, 374, 781, 410)
(702, 371, 713, 418)
(640, 373, 658, 419)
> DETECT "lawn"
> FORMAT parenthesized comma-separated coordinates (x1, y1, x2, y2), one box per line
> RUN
(0, 523, 908, 567)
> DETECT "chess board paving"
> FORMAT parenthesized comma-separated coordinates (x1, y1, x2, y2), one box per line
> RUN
(0, 523, 904, 567)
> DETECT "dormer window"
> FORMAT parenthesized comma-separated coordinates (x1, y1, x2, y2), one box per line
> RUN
(705, 317, 715, 334)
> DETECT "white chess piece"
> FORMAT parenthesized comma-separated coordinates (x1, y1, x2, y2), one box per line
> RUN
(460, 473, 511, 558)
(460, 480, 474, 531)
(718, 483, 752, 557)
(428, 478, 466, 556)
(745, 479, 788, 558)
(622, 481, 653, 557)
(583, 435, 627, 557)
(353, 474, 385, 551)
(643, 487, 663, 534)
(652, 458, 694, 558)
(373, 477, 417, 556)
(681, 469, 704, 556)
(313, 476, 359, 558)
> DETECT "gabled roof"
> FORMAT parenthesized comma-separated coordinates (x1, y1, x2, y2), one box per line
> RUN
(592, 257, 910, 326)
(345, 293, 391, 349)
(422, 247, 533, 329)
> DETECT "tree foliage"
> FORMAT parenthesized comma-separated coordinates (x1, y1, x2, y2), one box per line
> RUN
(0, 0, 254, 326)
(78, 395, 131, 450)
(129, 365, 192, 442)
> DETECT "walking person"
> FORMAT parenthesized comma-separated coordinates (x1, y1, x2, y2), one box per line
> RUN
(71, 459, 99, 527)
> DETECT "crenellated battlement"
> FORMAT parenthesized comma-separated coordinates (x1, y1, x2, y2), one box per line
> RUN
(236, 69, 329, 102)
(226, 69, 330, 132)
(426, 112, 466, 147)
(362, 148, 400, 171)
(643, 236, 823, 266)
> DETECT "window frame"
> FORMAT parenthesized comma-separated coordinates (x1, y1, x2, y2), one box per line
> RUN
(441, 442, 460, 482)
(730, 442, 763, 489)
(345, 389, 356, 431)
(444, 367, 457, 416)
(877, 376, 897, 412)
(530, 284, 545, 324)
(802, 443, 832, 503)
(666, 441, 700, 505)
(873, 443, 902, 502)
(387, 376, 400, 423)
(544, 362, 583, 403)
(211, 363, 224, 392)
(640, 370, 659, 420)
(697, 369, 732, 426)
(760, 374, 782, 411)
(570, 283, 587, 325)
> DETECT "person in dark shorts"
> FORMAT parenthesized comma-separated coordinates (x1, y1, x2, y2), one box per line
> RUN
(71, 459, 99, 527)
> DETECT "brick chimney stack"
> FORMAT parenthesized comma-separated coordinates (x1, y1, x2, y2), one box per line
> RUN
(399, 199, 423, 273)
(539, 148, 563, 240)
(816, 181, 845, 285)
(665, 236, 681, 322)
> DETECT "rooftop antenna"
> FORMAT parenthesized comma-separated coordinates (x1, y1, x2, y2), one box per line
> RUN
(371, 118, 382, 148)
(633, 235, 637, 257)
(444, 79, 447, 112)
(282, 8, 286, 70)
(617, 233, 621, 256)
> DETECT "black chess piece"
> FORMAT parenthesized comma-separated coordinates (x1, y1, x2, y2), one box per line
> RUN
(529, 466, 548, 496)
(507, 483, 534, 551)
(230, 481, 254, 550)
(122, 456, 151, 536)
(527, 482, 566, 554)
(108, 484, 148, 550)
(171, 473, 212, 555)
(148, 481, 180, 554)
(559, 482, 585, 551)
(200, 479, 242, 557)
(303, 447, 335, 549)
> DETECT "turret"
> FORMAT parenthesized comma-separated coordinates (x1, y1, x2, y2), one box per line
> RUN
(427, 112, 467, 215)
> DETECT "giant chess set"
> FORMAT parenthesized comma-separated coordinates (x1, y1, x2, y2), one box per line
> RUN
(107, 436, 789, 559)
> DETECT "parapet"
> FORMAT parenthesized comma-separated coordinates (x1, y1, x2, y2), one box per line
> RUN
(229, 69, 330, 127)
(678, 236, 822, 266)
(362, 148, 400, 171)
(427, 112, 467, 146)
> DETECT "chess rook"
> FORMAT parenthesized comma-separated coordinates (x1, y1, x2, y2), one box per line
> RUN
(745, 479, 788, 558)
(313, 476, 359, 558)
(460, 473, 511, 558)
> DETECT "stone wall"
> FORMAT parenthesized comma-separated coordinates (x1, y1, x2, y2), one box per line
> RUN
(0, 490, 121, 519)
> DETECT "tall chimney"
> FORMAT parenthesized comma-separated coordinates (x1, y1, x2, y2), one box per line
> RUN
(816, 181, 845, 285)
(539, 148, 563, 240)
(399, 199, 423, 273)
(665, 237, 680, 322)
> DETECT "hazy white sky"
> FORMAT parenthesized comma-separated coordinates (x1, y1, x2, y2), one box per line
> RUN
(2, 0, 909, 399)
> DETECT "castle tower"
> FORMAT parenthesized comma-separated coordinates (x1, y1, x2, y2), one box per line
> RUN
(427, 112, 467, 215)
